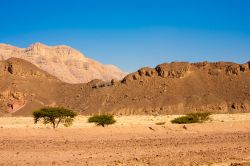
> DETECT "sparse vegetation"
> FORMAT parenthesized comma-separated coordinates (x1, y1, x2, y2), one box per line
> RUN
(171, 112, 211, 124)
(88, 114, 116, 127)
(188, 112, 211, 121)
(33, 107, 77, 128)
(171, 115, 199, 124)
(155, 122, 166, 125)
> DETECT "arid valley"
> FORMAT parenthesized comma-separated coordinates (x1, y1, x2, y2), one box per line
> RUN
(1, 114, 250, 166)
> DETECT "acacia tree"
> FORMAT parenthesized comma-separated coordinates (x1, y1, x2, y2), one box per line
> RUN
(33, 107, 77, 128)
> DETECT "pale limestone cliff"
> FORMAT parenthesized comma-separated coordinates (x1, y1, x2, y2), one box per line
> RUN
(0, 43, 126, 83)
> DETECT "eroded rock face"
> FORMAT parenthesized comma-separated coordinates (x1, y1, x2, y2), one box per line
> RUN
(192, 61, 209, 69)
(155, 62, 190, 78)
(138, 67, 157, 77)
(89, 79, 107, 89)
(0, 43, 126, 83)
(121, 61, 250, 84)
(122, 63, 192, 84)
(0, 58, 55, 79)
(226, 65, 241, 75)
(7, 62, 13, 74)
(0, 90, 26, 113)
(231, 102, 249, 112)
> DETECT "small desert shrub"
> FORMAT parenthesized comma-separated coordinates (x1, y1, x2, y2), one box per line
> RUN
(188, 112, 211, 121)
(33, 107, 77, 128)
(171, 112, 211, 124)
(88, 114, 116, 127)
(171, 115, 199, 124)
(155, 122, 166, 125)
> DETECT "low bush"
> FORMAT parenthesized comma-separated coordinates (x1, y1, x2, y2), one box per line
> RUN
(171, 112, 211, 124)
(33, 107, 77, 128)
(155, 122, 166, 125)
(188, 112, 211, 121)
(88, 114, 116, 127)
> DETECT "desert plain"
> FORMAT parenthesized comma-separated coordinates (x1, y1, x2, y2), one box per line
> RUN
(0, 114, 250, 166)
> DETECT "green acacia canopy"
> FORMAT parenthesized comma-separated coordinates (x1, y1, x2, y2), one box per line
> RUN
(33, 107, 77, 128)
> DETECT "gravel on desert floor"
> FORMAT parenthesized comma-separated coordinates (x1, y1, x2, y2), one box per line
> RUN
(0, 114, 250, 166)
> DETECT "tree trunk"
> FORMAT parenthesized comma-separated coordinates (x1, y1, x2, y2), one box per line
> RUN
(52, 120, 56, 128)
(56, 119, 62, 128)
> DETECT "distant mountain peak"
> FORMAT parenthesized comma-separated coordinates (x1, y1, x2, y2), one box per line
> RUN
(0, 43, 126, 83)
(30, 42, 47, 46)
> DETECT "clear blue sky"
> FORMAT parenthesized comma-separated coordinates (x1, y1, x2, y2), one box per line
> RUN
(0, 0, 250, 72)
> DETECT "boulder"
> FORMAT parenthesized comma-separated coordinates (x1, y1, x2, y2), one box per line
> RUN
(138, 67, 157, 77)
(88, 79, 106, 88)
(192, 61, 208, 69)
(155, 62, 190, 78)
(226, 65, 241, 75)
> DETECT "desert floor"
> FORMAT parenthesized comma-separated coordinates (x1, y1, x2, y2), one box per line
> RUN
(0, 114, 250, 166)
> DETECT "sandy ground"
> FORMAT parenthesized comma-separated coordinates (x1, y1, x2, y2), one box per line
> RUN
(0, 114, 250, 166)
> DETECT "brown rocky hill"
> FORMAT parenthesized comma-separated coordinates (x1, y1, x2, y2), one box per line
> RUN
(60, 61, 250, 115)
(0, 43, 126, 83)
(0, 58, 250, 116)
(0, 58, 63, 115)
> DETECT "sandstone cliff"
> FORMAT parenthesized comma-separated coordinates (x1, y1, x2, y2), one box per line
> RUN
(0, 43, 126, 83)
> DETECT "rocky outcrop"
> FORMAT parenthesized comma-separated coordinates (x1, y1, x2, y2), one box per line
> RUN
(138, 67, 157, 77)
(0, 58, 57, 79)
(121, 61, 250, 84)
(226, 65, 242, 76)
(155, 62, 190, 78)
(0, 90, 26, 113)
(0, 43, 126, 83)
(122, 62, 191, 83)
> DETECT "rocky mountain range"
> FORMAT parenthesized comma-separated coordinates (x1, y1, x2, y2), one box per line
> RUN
(0, 43, 126, 83)
(0, 57, 250, 116)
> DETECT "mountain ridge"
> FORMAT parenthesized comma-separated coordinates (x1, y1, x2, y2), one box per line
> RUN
(1, 57, 250, 116)
(0, 42, 126, 83)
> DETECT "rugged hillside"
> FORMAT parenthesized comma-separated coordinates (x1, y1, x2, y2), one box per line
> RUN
(0, 43, 126, 83)
(57, 61, 250, 115)
(0, 58, 250, 116)
(0, 58, 63, 115)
